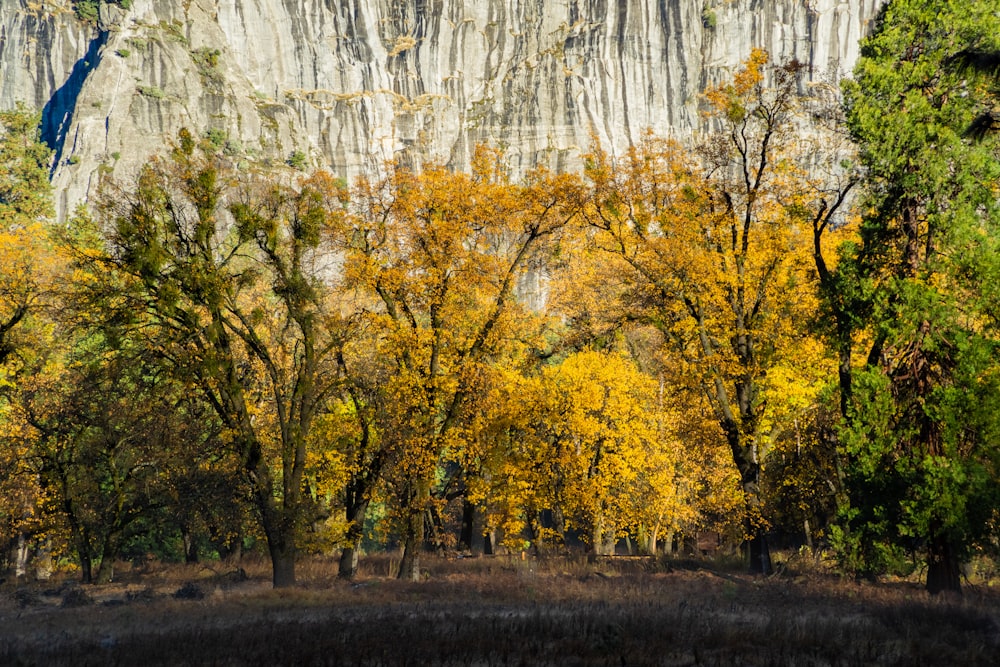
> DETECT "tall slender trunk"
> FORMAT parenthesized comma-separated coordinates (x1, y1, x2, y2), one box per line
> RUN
(398, 508, 424, 582)
(663, 529, 674, 557)
(182, 526, 198, 564)
(398, 480, 426, 581)
(748, 531, 772, 575)
(94, 529, 122, 584)
(15, 533, 28, 579)
(638, 521, 660, 556)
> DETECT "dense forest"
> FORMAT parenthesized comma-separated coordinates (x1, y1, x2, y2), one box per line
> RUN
(2, 0, 999, 596)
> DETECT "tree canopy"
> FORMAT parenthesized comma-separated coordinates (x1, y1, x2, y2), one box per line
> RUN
(3, 4, 1000, 595)
(832, 0, 1000, 594)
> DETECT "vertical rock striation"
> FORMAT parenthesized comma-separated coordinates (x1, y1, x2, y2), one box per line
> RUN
(0, 0, 884, 219)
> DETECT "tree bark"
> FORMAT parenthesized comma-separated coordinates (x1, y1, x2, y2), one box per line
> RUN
(95, 559, 114, 584)
(398, 513, 423, 582)
(741, 475, 772, 575)
(663, 529, 674, 557)
(270, 543, 296, 588)
(79, 556, 93, 585)
(484, 528, 497, 555)
(95, 534, 118, 584)
(591, 514, 615, 556)
(338, 498, 369, 579)
(15, 533, 28, 579)
(748, 532, 772, 576)
(926, 529, 962, 595)
(262, 495, 298, 588)
(459, 500, 486, 555)
(182, 526, 198, 564)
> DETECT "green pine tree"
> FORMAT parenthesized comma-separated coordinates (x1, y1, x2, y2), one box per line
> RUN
(832, 0, 1000, 594)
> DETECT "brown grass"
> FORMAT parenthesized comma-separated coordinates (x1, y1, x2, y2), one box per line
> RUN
(2, 554, 999, 666)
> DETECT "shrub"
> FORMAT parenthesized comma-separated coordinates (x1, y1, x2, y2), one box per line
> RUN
(73, 1, 99, 23)
(288, 150, 308, 170)
(204, 128, 227, 151)
(73, 1, 132, 23)
(137, 85, 166, 100)
(702, 8, 717, 29)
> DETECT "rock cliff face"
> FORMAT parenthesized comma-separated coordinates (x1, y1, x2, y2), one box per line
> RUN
(0, 0, 884, 219)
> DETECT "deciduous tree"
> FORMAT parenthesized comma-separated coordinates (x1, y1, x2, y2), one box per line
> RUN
(584, 52, 848, 573)
(338, 149, 582, 579)
(74, 136, 349, 586)
(0, 104, 53, 366)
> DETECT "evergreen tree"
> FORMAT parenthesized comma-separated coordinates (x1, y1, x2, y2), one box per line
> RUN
(834, 0, 1000, 594)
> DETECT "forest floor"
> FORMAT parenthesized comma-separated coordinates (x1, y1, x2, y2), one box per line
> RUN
(1, 551, 999, 666)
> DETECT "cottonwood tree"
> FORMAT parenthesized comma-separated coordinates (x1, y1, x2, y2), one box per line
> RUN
(75, 134, 349, 586)
(584, 52, 849, 573)
(338, 149, 582, 580)
(326, 321, 399, 578)
(0, 104, 57, 577)
(476, 350, 695, 555)
(833, 0, 1000, 594)
(0, 104, 54, 366)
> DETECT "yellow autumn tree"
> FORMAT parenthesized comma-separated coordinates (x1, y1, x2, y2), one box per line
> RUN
(1, 105, 52, 357)
(0, 104, 62, 577)
(336, 147, 583, 579)
(466, 350, 697, 555)
(584, 51, 853, 572)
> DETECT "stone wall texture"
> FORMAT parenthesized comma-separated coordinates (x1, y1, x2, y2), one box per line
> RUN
(0, 0, 885, 219)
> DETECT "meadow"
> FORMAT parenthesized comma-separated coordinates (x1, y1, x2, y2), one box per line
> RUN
(2, 552, 998, 666)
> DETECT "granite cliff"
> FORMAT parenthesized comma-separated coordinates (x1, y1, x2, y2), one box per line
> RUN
(0, 0, 884, 219)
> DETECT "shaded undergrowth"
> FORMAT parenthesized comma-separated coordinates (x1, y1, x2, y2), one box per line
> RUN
(1, 554, 998, 666)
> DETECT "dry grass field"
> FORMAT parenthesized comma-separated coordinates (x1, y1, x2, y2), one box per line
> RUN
(1, 553, 999, 666)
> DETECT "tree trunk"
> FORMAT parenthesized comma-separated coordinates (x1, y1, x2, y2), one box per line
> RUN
(263, 504, 297, 587)
(747, 531, 772, 575)
(926, 530, 962, 595)
(398, 506, 424, 582)
(740, 481, 772, 575)
(79, 556, 93, 585)
(459, 500, 486, 555)
(182, 527, 198, 564)
(338, 498, 369, 579)
(34, 538, 53, 581)
(95, 558, 114, 584)
(270, 543, 296, 588)
(591, 514, 615, 556)
(15, 533, 28, 579)
(255, 459, 298, 587)
(638, 520, 660, 556)
(552, 505, 567, 548)
(95, 534, 119, 584)
(484, 527, 497, 555)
